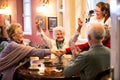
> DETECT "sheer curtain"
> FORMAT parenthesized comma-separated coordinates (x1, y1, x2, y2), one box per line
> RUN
(23, 0, 32, 35)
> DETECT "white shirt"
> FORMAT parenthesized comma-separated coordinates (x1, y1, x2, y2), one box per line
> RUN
(89, 16, 111, 28)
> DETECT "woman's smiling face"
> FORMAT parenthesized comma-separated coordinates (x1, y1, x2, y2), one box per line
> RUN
(55, 30, 65, 42)
(12, 27, 24, 44)
(95, 6, 104, 19)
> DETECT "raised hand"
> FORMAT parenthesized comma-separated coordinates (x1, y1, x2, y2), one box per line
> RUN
(78, 18, 83, 26)
(35, 19, 42, 32)
(77, 18, 83, 32)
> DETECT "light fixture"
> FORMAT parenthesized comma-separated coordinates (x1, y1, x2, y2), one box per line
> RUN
(0, 0, 11, 15)
(40, 0, 49, 6)
(0, 7, 11, 15)
(36, 0, 49, 13)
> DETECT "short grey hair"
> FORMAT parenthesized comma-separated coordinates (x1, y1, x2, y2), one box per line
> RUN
(87, 23, 106, 41)
(53, 26, 65, 39)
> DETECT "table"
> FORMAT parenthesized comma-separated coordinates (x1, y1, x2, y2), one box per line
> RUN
(13, 62, 80, 80)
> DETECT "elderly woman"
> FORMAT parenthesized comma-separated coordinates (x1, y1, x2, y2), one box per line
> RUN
(6, 23, 24, 44)
(0, 23, 25, 50)
(90, 2, 111, 27)
(36, 21, 69, 66)
(36, 24, 68, 50)
(0, 23, 53, 80)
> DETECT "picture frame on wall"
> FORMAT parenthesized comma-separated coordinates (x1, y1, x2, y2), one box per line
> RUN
(48, 17, 57, 31)
(4, 15, 11, 28)
(35, 15, 46, 30)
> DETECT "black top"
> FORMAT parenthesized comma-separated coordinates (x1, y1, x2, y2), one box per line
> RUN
(0, 36, 8, 44)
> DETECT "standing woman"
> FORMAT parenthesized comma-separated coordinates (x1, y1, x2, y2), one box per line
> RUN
(90, 2, 111, 28)
(66, 2, 111, 54)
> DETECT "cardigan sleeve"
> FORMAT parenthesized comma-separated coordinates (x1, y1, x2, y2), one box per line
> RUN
(38, 30, 52, 48)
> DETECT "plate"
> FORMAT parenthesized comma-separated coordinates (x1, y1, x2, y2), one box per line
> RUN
(29, 67, 39, 70)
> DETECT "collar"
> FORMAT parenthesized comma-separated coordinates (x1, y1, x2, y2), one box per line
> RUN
(90, 43, 103, 49)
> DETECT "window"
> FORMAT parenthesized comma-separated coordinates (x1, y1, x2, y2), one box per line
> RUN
(23, 0, 32, 35)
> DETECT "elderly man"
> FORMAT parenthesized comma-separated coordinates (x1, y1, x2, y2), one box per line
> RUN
(64, 23, 110, 80)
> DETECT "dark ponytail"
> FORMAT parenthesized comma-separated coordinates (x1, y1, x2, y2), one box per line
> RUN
(104, 3, 110, 23)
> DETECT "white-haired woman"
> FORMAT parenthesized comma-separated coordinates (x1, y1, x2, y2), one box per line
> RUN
(36, 21, 69, 66)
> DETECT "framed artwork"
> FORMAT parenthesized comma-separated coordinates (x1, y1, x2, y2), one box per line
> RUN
(35, 15, 46, 30)
(4, 15, 11, 28)
(48, 17, 57, 31)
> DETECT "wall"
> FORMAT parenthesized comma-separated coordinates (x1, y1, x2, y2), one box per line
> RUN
(5, 0, 57, 46)
(0, 14, 4, 26)
(24, 0, 57, 45)
(75, 0, 87, 39)
(0, 0, 18, 26)
(0, 0, 22, 26)
(8, 0, 17, 23)
(4, 0, 86, 45)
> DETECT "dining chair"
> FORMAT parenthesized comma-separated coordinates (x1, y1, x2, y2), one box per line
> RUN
(0, 74, 3, 80)
(95, 67, 114, 80)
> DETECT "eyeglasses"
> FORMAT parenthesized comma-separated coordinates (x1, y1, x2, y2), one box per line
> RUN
(14, 32, 23, 36)
(94, 9, 102, 13)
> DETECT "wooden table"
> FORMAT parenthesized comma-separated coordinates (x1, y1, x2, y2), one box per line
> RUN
(13, 62, 80, 80)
